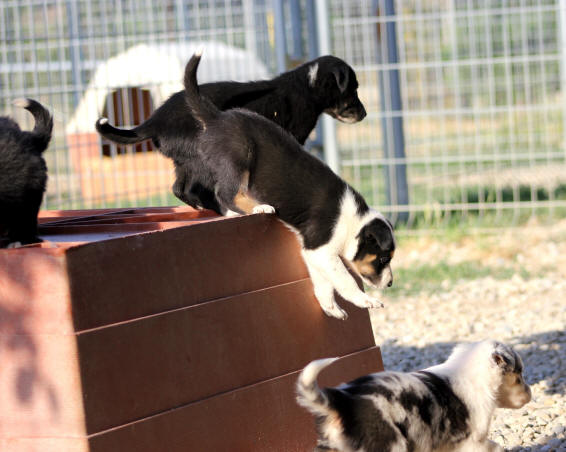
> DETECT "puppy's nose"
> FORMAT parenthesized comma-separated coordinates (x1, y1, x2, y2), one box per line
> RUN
(387, 279, 393, 287)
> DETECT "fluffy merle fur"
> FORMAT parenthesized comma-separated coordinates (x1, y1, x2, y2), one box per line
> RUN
(297, 340, 532, 452)
(180, 51, 394, 318)
(0, 99, 52, 247)
(95, 55, 366, 213)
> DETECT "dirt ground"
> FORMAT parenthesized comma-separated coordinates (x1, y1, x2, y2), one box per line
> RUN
(369, 218, 566, 451)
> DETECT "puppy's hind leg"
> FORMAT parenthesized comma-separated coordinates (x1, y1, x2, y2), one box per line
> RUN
(213, 177, 248, 216)
(302, 250, 348, 320)
(191, 183, 223, 214)
(172, 166, 196, 207)
(232, 170, 275, 214)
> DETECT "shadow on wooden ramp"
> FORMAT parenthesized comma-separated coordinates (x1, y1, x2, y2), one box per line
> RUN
(0, 207, 383, 452)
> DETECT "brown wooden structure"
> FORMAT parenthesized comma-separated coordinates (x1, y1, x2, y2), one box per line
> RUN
(0, 207, 383, 452)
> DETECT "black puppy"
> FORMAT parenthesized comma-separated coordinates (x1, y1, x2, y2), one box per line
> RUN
(180, 51, 394, 319)
(0, 99, 52, 247)
(96, 55, 366, 213)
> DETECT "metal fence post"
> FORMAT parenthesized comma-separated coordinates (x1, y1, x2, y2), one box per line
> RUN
(305, 0, 319, 60)
(560, 0, 566, 162)
(374, 0, 409, 223)
(289, 0, 303, 60)
(174, 0, 190, 34)
(65, 0, 82, 109)
(315, 0, 339, 173)
(304, 0, 323, 152)
(272, 0, 287, 74)
(243, 0, 258, 57)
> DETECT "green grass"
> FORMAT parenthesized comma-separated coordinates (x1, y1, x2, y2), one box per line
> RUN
(384, 260, 532, 298)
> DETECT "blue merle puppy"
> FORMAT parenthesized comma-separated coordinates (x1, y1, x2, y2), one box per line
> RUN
(0, 99, 52, 247)
(297, 340, 531, 452)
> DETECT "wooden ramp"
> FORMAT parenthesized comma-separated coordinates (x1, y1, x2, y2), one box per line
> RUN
(0, 207, 383, 452)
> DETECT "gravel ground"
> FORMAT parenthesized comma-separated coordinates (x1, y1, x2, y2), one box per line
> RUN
(369, 219, 566, 451)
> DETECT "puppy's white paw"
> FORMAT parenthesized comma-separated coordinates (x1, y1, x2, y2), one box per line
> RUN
(350, 292, 384, 310)
(252, 204, 276, 214)
(6, 241, 22, 249)
(225, 209, 241, 217)
(365, 295, 385, 309)
(322, 304, 348, 320)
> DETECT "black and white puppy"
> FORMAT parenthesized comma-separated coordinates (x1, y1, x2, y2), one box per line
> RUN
(0, 99, 52, 247)
(180, 51, 393, 319)
(297, 340, 532, 452)
(96, 55, 366, 213)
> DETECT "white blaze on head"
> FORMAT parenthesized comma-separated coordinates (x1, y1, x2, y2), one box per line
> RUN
(308, 63, 319, 87)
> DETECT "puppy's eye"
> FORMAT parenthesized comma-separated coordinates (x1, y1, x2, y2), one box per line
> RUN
(379, 256, 391, 265)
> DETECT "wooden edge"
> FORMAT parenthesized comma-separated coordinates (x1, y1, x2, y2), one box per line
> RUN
(87, 346, 384, 452)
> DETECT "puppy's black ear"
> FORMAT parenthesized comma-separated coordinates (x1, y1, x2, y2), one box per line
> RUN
(492, 353, 505, 368)
(360, 222, 394, 252)
(492, 349, 511, 371)
(332, 66, 349, 93)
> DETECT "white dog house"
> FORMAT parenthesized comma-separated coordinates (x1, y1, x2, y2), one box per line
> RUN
(66, 42, 270, 205)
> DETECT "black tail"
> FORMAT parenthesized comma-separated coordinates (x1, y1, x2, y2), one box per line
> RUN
(183, 51, 219, 129)
(13, 98, 53, 150)
(95, 117, 152, 145)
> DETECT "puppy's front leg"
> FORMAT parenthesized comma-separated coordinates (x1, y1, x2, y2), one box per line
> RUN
(302, 248, 383, 311)
(302, 251, 348, 320)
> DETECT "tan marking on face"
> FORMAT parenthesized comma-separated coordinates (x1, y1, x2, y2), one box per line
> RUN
(496, 372, 532, 409)
(390, 250, 395, 259)
(352, 253, 378, 279)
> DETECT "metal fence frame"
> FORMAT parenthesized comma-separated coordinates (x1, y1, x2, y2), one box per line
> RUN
(1, 0, 565, 227)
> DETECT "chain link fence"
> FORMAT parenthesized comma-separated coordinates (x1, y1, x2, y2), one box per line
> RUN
(1, 0, 565, 227)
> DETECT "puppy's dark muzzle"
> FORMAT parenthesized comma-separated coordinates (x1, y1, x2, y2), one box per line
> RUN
(339, 102, 366, 122)
(355, 102, 367, 121)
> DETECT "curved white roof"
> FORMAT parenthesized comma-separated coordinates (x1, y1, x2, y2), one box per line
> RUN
(66, 41, 271, 133)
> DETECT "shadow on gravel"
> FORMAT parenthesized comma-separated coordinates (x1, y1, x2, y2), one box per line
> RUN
(379, 329, 565, 396)
(378, 333, 566, 452)
(508, 434, 566, 452)
(511, 329, 566, 396)
(378, 339, 457, 372)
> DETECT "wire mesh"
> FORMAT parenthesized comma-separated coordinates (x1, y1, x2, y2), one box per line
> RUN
(331, 0, 566, 226)
(1, 0, 565, 227)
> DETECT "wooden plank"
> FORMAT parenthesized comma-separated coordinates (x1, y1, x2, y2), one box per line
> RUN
(0, 437, 88, 452)
(65, 214, 310, 331)
(88, 347, 384, 452)
(0, 332, 86, 438)
(0, 248, 73, 334)
(76, 279, 375, 433)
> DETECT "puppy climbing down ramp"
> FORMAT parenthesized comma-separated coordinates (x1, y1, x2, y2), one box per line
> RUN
(0, 207, 383, 452)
